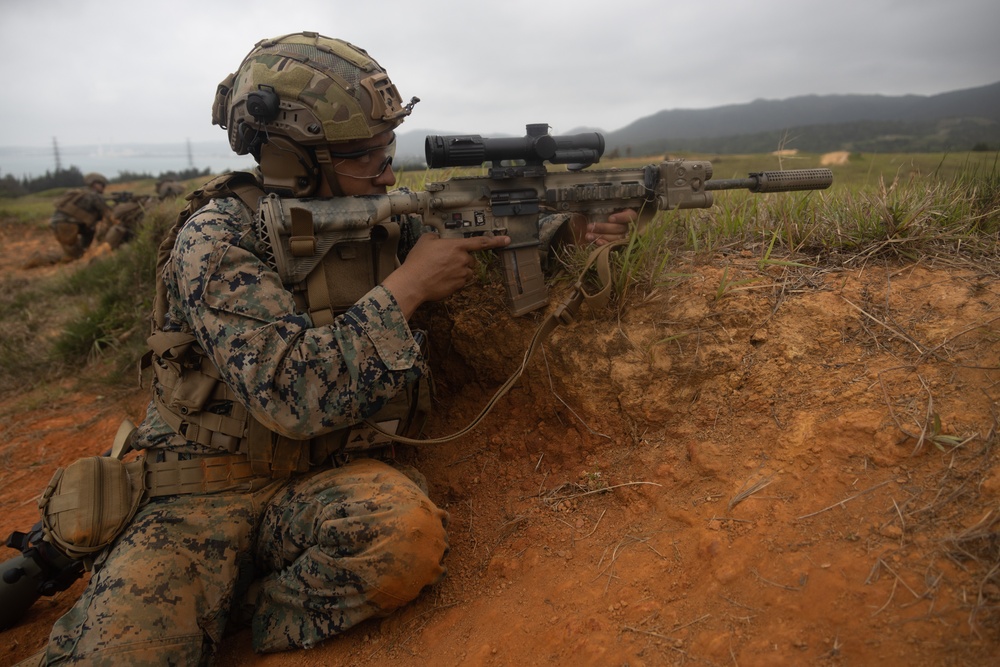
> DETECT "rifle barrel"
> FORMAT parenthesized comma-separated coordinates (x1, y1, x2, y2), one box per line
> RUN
(705, 168, 833, 193)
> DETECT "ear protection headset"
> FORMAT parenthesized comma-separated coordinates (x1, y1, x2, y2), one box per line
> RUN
(227, 84, 325, 197)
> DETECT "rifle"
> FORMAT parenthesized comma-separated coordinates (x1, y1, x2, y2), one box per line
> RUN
(0, 522, 83, 630)
(258, 123, 833, 316)
(109, 191, 136, 205)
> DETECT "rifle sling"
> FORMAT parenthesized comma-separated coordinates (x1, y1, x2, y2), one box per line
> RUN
(371, 239, 624, 445)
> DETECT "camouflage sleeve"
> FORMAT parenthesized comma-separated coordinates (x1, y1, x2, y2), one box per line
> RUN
(167, 197, 427, 439)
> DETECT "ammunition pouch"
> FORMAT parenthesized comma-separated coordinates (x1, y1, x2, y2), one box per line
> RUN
(302, 221, 400, 325)
(148, 341, 430, 466)
(147, 330, 251, 454)
(145, 323, 432, 484)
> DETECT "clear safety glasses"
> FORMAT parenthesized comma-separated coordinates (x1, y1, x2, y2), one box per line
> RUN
(329, 135, 396, 179)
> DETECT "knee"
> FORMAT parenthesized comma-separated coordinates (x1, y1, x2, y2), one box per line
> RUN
(370, 490, 449, 610)
(293, 461, 451, 613)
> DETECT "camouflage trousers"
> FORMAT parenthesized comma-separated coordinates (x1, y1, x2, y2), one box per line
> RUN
(41, 458, 449, 665)
(50, 220, 95, 260)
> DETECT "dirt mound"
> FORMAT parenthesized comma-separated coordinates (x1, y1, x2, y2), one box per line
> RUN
(2, 227, 999, 666)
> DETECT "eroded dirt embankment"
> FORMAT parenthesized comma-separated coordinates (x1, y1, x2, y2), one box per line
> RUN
(2, 220, 998, 666)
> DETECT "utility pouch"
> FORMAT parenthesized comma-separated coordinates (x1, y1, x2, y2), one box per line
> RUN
(39, 455, 147, 561)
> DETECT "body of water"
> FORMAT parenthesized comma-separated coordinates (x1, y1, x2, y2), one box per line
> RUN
(0, 141, 257, 180)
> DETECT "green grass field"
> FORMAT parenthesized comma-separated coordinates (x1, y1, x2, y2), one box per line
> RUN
(0, 150, 997, 397)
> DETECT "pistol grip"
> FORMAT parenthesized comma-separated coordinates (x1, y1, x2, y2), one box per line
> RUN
(500, 247, 548, 316)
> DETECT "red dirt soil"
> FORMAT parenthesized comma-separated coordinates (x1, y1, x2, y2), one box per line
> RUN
(2, 221, 999, 666)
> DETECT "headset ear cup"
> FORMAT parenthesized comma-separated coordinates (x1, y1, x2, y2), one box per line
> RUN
(258, 137, 319, 197)
(231, 120, 263, 159)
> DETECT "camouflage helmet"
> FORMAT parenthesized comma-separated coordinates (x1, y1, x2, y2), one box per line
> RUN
(213, 32, 418, 159)
(84, 172, 108, 187)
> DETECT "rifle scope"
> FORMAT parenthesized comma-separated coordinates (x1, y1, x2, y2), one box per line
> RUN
(425, 123, 605, 168)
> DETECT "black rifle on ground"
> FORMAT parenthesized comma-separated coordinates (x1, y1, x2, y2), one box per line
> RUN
(0, 523, 83, 630)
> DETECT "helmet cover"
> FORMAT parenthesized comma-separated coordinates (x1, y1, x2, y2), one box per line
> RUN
(214, 31, 418, 157)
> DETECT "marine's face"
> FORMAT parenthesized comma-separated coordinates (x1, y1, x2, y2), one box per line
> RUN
(318, 130, 397, 196)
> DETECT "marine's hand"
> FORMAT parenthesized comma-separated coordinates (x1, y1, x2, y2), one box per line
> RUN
(383, 233, 511, 318)
(571, 209, 639, 245)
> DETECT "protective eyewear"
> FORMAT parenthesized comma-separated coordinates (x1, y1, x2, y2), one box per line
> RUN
(330, 135, 396, 179)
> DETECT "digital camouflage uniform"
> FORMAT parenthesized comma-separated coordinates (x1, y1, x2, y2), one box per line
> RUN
(41, 191, 450, 664)
(49, 189, 112, 260)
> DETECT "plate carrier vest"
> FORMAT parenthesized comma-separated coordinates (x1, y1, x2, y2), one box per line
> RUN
(142, 172, 431, 490)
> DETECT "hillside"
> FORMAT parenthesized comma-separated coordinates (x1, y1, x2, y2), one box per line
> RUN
(397, 81, 1000, 161)
(606, 81, 1000, 151)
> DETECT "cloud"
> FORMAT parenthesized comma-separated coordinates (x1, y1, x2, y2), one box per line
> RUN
(1, 0, 997, 147)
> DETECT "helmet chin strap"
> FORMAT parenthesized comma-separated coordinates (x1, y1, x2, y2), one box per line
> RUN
(313, 146, 346, 197)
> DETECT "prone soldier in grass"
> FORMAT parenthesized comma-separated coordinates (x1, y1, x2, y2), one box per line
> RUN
(25, 31, 630, 665)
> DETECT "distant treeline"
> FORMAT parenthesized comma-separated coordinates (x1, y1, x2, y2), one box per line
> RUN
(611, 118, 1000, 158)
(0, 165, 212, 198)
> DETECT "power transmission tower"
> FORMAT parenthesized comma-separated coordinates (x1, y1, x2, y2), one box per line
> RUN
(186, 138, 194, 169)
(52, 137, 62, 172)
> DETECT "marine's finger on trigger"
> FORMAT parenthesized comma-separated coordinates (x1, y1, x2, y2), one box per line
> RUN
(609, 209, 638, 224)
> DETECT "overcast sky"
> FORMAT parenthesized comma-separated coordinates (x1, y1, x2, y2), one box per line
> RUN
(1, 0, 998, 148)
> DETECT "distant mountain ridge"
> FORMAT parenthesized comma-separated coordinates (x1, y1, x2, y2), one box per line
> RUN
(397, 81, 1000, 160)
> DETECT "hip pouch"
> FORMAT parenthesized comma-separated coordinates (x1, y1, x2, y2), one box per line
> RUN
(39, 455, 147, 561)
